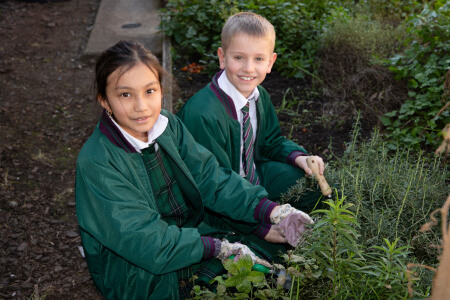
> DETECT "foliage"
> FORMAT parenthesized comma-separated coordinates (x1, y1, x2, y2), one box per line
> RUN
(355, 0, 425, 21)
(292, 198, 414, 299)
(303, 194, 366, 298)
(325, 119, 448, 260)
(382, 3, 450, 150)
(160, 0, 335, 78)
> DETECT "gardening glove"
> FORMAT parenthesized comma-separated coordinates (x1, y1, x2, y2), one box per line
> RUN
(270, 204, 314, 247)
(264, 224, 288, 244)
(216, 239, 272, 268)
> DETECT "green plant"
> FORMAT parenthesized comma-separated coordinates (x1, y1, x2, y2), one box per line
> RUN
(382, 3, 450, 150)
(328, 122, 447, 258)
(356, 0, 424, 21)
(286, 194, 417, 299)
(303, 193, 365, 298)
(160, 0, 336, 78)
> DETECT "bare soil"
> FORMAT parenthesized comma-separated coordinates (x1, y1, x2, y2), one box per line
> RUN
(0, 0, 360, 299)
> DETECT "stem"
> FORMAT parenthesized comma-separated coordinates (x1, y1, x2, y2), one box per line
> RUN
(395, 169, 414, 238)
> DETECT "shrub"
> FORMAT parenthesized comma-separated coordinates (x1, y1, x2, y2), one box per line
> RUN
(160, 0, 335, 78)
(281, 121, 447, 297)
(382, 3, 450, 150)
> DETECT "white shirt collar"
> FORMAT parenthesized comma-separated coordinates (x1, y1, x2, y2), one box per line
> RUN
(217, 71, 260, 110)
(109, 113, 168, 153)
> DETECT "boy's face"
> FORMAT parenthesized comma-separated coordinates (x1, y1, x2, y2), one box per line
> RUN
(218, 33, 277, 98)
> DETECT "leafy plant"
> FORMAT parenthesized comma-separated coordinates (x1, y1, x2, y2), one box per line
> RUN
(160, 0, 336, 78)
(382, 3, 450, 150)
(216, 255, 265, 294)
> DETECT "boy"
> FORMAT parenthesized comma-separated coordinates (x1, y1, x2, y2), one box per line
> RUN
(178, 12, 325, 212)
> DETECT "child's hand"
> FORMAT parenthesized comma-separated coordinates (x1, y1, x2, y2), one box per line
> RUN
(264, 225, 288, 244)
(216, 239, 272, 267)
(295, 155, 324, 176)
(269, 204, 314, 247)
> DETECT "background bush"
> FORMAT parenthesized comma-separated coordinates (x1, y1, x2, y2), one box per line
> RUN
(160, 0, 333, 78)
(382, 3, 450, 150)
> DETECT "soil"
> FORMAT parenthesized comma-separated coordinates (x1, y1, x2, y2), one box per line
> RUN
(0, 0, 360, 299)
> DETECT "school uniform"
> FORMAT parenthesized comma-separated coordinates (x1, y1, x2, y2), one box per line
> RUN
(178, 70, 321, 211)
(75, 109, 282, 299)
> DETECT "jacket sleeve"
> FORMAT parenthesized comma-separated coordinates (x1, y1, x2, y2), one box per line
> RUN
(257, 88, 307, 162)
(171, 114, 268, 223)
(75, 156, 204, 275)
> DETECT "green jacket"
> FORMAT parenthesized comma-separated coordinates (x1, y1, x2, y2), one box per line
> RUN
(75, 110, 268, 299)
(178, 70, 307, 174)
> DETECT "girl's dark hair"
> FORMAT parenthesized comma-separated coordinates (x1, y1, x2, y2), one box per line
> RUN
(95, 40, 165, 99)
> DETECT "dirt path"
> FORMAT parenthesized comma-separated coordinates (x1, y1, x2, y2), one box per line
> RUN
(0, 0, 102, 298)
(0, 1, 356, 299)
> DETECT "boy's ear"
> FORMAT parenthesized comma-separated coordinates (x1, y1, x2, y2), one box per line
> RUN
(218, 47, 226, 69)
(266, 52, 277, 74)
(97, 94, 111, 112)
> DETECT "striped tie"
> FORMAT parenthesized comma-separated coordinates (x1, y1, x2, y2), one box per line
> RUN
(241, 101, 260, 185)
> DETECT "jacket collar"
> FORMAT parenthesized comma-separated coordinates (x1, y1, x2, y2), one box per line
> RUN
(209, 70, 238, 121)
(99, 109, 138, 154)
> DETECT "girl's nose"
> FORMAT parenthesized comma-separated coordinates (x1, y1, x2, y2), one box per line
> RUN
(134, 96, 146, 111)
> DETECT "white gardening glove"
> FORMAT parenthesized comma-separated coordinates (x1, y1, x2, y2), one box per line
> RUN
(216, 239, 272, 268)
(270, 204, 314, 247)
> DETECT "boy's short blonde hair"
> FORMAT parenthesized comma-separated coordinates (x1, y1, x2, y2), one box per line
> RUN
(221, 12, 276, 53)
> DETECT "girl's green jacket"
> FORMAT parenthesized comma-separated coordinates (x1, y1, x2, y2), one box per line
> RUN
(75, 110, 269, 299)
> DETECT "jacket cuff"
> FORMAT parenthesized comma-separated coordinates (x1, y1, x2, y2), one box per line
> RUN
(253, 197, 278, 224)
(286, 151, 308, 166)
(201, 236, 219, 259)
(252, 222, 271, 239)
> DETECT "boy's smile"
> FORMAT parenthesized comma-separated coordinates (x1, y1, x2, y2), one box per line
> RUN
(218, 33, 277, 98)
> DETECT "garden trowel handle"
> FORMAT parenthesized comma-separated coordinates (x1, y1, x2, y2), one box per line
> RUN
(306, 156, 332, 197)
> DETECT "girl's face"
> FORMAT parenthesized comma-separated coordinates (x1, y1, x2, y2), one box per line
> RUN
(98, 62, 162, 142)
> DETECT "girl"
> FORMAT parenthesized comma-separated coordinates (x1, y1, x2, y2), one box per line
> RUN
(75, 40, 312, 299)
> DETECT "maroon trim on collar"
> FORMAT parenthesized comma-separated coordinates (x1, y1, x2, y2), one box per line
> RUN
(98, 109, 138, 153)
(209, 70, 238, 121)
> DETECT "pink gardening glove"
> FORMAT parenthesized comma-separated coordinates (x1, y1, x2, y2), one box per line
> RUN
(270, 204, 314, 247)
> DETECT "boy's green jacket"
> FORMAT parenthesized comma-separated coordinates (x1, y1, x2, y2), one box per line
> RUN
(178, 70, 307, 173)
(75, 110, 268, 299)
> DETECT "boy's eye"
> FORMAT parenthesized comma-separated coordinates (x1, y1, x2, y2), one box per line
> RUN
(234, 56, 243, 60)
(256, 57, 264, 61)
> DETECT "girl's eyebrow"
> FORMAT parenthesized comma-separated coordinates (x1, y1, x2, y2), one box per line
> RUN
(115, 81, 159, 90)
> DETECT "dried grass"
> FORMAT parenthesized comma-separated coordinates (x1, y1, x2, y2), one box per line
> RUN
(408, 194, 450, 298)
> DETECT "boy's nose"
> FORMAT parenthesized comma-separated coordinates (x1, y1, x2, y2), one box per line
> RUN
(243, 60, 255, 73)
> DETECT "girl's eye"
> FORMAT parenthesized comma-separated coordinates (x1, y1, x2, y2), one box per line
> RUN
(120, 92, 131, 98)
(146, 89, 155, 95)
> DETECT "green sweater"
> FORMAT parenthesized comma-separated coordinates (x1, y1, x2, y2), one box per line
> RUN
(75, 110, 270, 299)
(178, 70, 307, 174)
